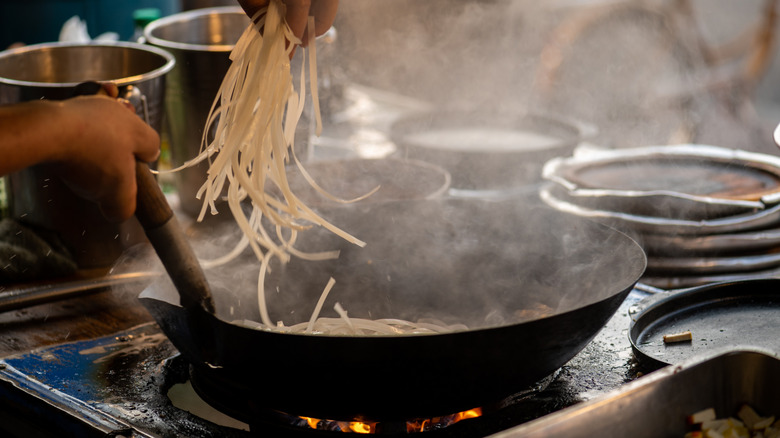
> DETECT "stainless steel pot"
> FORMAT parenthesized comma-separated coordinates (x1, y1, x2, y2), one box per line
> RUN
(0, 42, 173, 133)
(0, 42, 174, 269)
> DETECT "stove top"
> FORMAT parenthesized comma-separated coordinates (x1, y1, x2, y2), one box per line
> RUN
(0, 288, 657, 437)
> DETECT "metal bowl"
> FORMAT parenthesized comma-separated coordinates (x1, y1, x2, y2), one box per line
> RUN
(542, 144, 780, 220)
(390, 109, 596, 196)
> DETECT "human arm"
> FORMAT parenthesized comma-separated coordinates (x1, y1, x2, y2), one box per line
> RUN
(237, 0, 338, 45)
(0, 94, 160, 222)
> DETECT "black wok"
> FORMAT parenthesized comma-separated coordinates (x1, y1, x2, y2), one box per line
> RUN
(140, 196, 646, 422)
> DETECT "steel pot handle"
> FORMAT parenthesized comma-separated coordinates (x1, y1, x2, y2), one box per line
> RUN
(70, 82, 149, 126)
(119, 85, 150, 126)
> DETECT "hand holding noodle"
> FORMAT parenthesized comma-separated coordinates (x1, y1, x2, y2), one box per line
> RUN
(237, 0, 338, 45)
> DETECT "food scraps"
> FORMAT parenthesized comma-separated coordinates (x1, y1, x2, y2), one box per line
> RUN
(664, 330, 693, 344)
(685, 404, 779, 438)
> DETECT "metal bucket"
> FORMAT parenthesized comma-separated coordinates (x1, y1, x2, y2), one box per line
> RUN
(144, 7, 249, 218)
(0, 42, 175, 269)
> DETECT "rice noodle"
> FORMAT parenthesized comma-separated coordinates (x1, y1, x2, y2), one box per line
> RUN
(180, 0, 363, 269)
(237, 277, 466, 336)
(236, 311, 466, 336)
(239, 314, 466, 336)
(305, 277, 336, 333)
(175, 0, 458, 336)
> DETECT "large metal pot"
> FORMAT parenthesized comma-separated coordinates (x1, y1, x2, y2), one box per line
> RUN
(0, 42, 172, 132)
(0, 42, 174, 269)
(141, 196, 647, 422)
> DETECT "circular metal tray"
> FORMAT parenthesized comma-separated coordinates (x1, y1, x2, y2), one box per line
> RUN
(641, 227, 780, 256)
(639, 268, 780, 290)
(539, 183, 780, 235)
(646, 251, 780, 275)
(543, 144, 780, 206)
(629, 279, 780, 367)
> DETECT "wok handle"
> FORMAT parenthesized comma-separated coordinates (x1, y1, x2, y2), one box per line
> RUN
(135, 161, 215, 314)
(135, 161, 173, 228)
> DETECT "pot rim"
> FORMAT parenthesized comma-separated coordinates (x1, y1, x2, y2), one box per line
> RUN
(0, 41, 176, 88)
(144, 6, 246, 53)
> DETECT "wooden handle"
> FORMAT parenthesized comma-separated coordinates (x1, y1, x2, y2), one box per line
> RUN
(134, 160, 215, 314)
(134, 161, 173, 230)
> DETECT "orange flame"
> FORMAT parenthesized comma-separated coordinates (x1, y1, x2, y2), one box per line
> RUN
(456, 408, 483, 421)
(348, 421, 374, 434)
(407, 408, 483, 433)
(302, 416, 320, 429)
(299, 407, 482, 434)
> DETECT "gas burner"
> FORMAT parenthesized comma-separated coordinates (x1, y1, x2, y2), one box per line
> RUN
(277, 371, 560, 435)
(170, 354, 559, 436)
(0, 322, 559, 437)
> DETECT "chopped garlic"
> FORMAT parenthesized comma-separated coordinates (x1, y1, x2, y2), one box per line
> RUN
(686, 405, 778, 438)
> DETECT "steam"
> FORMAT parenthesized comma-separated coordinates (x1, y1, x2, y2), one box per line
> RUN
(332, 0, 771, 152)
(334, 1, 534, 113)
(113, 1, 778, 333)
(120, 196, 644, 332)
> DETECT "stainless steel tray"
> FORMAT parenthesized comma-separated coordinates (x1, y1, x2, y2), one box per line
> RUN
(640, 266, 780, 290)
(641, 227, 780, 256)
(646, 251, 780, 275)
(542, 144, 780, 210)
(490, 349, 780, 438)
(539, 183, 780, 235)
